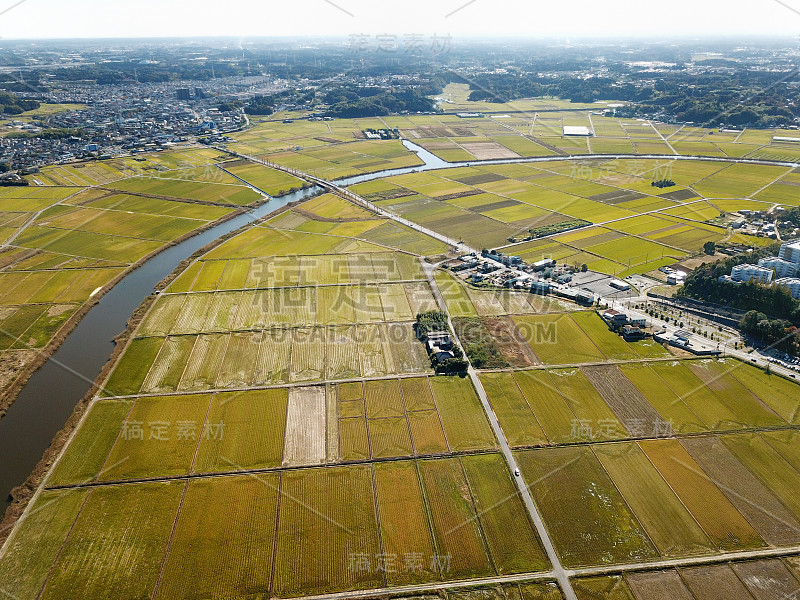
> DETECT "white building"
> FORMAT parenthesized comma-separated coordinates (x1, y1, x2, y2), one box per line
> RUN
(779, 240, 800, 265)
(758, 257, 799, 279)
(563, 125, 594, 137)
(731, 264, 774, 284)
(776, 278, 800, 300)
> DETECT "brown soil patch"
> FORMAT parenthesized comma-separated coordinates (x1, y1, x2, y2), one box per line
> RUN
(626, 570, 695, 600)
(582, 365, 670, 437)
(732, 559, 800, 600)
(658, 188, 698, 201)
(484, 316, 539, 367)
(283, 386, 327, 466)
(461, 142, 521, 160)
(681, 564, 759, 600)
(590, 190, 648, 204)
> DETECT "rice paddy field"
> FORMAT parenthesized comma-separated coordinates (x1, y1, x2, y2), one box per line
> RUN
(0, 166, 253, 397)
(376, 84, 800, 166)
(5, 118, 800, 600)
(475, 298, 800, 580)
(348, 156, 787, 276)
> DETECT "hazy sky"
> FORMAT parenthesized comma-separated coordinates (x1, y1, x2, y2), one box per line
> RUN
(2, 0, 800, 40)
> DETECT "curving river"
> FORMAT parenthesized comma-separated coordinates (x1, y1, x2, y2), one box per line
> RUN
(0, 141, 450, 512)
(2, 139, 797, 512)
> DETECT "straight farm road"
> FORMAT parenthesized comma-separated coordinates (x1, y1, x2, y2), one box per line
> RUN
(423, 262, 579, 600)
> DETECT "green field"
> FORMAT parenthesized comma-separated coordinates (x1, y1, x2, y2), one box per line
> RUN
(8, 131, 800, 600)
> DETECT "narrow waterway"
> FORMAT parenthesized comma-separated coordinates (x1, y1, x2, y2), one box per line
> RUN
(0, 187, 330, 511)
(0, 141, 449, 512)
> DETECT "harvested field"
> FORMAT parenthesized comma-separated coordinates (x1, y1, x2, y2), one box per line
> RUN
(680, 564, 757, 600)
(462, 142, 520, 160)
(283, 386, 327, 466)
(732, 559, 800, 600)
(581, 365, 671, 439)
(681, 436, 800, 546)
(624, 570, 694, 600)
(326, 325, 361, 380)
(640, 439, 765, 552)
(386, 322, 431, 374)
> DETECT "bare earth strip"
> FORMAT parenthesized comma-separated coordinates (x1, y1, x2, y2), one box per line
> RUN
(581, 365, 670, 437)
(625, 570, 695, 600)
(679, 563, 760, 600)
(283, 386, 327, 466)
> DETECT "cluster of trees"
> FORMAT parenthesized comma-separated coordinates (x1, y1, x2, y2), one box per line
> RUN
(415, 310, 449, 337)
(740, 310, 800, 356)
(462, 68, 798, 127)
(679, 246, 800, 324)
(783, 206, 800, 228)
(322, 86, 435, 118)
(6, 127, 83, 140)
(452, 317, 509, 369)
(0, 91, 40, 115)
(524, 219, 591, 241)
(244, 96, 275, 116)
(652, 179, 676, 189)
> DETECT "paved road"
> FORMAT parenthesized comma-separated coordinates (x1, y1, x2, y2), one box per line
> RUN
(286, 541, 800, 600)
(423, 262, 579, 600)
